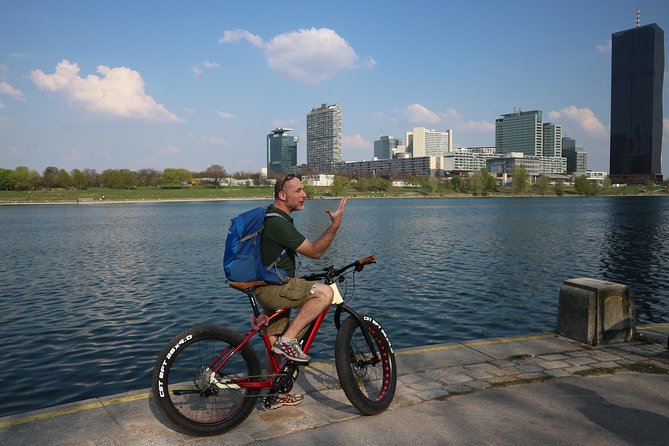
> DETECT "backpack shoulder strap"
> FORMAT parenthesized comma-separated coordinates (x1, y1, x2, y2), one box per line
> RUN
(265, 211, 286, 221)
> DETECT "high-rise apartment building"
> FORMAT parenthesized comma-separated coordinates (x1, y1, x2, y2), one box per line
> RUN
(405, 127, 453, 157)
(495, 110, 544, 156)
(610, 22, 664, 184)
(306, 103, 342, 174)
(267, 128, 298, 175)
(374, 135, 402, 160)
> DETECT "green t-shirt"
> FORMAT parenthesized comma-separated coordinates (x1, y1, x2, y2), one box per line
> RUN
(260, 206, 305, 277)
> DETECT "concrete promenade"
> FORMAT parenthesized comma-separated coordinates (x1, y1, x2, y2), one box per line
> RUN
(1, 324, 668, 446)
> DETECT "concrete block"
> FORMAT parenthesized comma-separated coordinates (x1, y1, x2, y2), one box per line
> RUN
(556, 278, 635, 346)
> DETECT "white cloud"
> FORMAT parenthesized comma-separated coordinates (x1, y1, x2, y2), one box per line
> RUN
(215, 110, 237, 120)
(549, 106, 608, 138)
(30, 60, 181, 122)
(405, 103, 440, 124)
(221, 28, 373, 84)
(460, 119, 495, 133)
(219, 29, 263, 47)
(202, 60, 219, 69)
(404, 103, 494, 135)
(0, 81, 25, 100)
(596, 40, 612, 54)
(10, 53, 30, 59)
(192, 60, 219, 76)
(0, 64, 8, 76)
(361, 56, 377, 69)
(343, 134, 371, 150)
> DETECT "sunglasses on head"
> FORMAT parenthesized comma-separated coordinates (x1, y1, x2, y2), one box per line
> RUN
(279, 174, 297, 193)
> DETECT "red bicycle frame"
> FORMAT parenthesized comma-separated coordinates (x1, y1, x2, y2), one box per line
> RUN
(208, 303, 333, 390)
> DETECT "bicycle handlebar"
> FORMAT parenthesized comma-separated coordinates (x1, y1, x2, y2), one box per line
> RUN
(302, 255, 376, 282)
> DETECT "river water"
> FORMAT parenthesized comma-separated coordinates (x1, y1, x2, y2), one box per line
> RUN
(1, 196, 667, 417)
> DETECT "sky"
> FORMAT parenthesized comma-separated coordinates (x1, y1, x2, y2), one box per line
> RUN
(1, 0, 668, 176)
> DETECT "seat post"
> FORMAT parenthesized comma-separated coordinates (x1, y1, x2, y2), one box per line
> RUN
(245, 289, 262, 317)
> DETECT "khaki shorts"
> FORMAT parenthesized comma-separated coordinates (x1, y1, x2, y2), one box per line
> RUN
(254, 278, 317, 336)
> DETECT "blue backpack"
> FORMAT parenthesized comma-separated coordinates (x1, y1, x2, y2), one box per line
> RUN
(223, 207, 289, 284)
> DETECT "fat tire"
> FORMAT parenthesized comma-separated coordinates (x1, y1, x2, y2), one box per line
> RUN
(335, 315, 397, 415)
(151, 325, 261, 436)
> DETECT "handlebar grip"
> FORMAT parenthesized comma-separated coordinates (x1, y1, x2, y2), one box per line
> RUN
(357, 255, 376, 265)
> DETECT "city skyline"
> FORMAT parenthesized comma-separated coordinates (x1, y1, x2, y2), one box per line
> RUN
(1, 1, 668, 175)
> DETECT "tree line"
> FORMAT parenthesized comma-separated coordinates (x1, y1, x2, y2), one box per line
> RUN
(1, 163, 657, 196)
(0, 164, 252, 191)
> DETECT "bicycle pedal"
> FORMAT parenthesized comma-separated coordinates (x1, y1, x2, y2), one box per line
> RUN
(261, 396, 272, 409)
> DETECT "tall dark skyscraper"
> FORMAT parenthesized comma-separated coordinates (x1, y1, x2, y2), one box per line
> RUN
(610, 22, 664, 184)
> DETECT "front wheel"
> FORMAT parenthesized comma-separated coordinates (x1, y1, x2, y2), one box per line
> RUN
(335, 315, 397, 415)
(151, 325, 261, 436)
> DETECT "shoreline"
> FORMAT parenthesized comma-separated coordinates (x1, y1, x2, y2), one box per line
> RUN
(1, 192, 668, 206)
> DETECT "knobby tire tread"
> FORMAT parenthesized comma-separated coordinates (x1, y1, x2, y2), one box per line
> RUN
(151, 325, 261, 436)
(334, 315, 397, 415)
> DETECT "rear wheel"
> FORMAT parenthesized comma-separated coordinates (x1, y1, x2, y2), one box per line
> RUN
(335, 315, 397, 414)
(151, 325, 261, 436)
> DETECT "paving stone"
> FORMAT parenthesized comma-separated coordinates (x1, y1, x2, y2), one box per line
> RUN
(466, 380, 493, 391)
(464, 363, 500, 373)
(515, 364, 543, 373)
(465, 370, 495, 380)
(537, 354, 570, 361)
(397, 374, 423, 385)
(440, 374, 474, 384)
(444, 383, 474, 394)
(405, 380, 443, 391)
(443, 366, 468, 375)
(564, 357, 598, 366)
(537, 360, 570, 370)
(589, 352, 624, 361)
(491, 359, 515, 368)
(593, 361, 620, 369)
(416, 388, 449, 400)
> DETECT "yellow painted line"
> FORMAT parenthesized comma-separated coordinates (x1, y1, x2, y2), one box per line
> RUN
(637, 323, 669, 330)
(464, 333, 553, 347)
(396, 333, 553, 356)
(0, 392, 149, 429)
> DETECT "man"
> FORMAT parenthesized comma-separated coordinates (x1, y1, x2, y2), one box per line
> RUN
(255, 174, 347, 408)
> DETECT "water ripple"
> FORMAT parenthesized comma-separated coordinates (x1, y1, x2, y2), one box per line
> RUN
(0, 197, 668, 417)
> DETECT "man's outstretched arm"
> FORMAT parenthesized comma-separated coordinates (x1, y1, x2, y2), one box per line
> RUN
(296, 197, 348, 259)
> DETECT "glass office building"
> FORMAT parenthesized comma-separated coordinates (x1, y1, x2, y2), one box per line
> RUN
(495, 110, 544, 157)
(267, 128, 298, 175)
(610, 23, 664, 183)
(374, 135, 402, 160)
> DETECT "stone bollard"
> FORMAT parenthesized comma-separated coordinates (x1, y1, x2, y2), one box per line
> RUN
(556, 278, 636, 346)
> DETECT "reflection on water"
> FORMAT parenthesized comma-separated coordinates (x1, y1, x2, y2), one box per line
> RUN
(602, 197, 669, 323)
(0, 197, 667, 417)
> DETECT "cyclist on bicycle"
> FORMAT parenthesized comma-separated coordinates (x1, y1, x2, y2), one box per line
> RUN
(255, 174, 347, 406)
